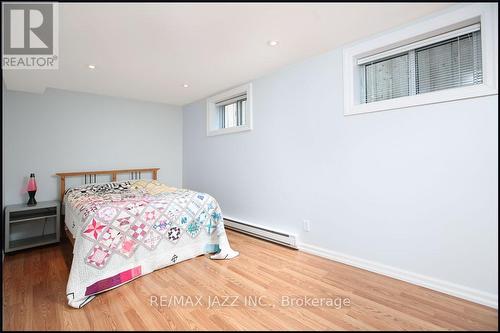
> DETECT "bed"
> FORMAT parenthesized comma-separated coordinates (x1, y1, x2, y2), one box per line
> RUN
(57, 168, 238, 308)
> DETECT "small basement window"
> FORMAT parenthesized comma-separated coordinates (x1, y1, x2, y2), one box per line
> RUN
(217, 94, 247, 129)
(342, 4, 498, 115)
(207, 83, 252, 136)
(359, 25, 482, 104)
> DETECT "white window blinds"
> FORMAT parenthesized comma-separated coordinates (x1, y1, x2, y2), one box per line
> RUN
(363, 54, 410, 103)
(416, 31, 482, 94)
(360, 25, 482, 104)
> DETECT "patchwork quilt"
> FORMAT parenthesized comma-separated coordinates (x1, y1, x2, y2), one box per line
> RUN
(64, 180, 237, 308)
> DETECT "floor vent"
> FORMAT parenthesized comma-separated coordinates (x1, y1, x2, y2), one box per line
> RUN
(224, 218, 297, 249)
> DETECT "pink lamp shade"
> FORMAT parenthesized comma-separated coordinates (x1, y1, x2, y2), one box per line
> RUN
(27, 174, 37, 191)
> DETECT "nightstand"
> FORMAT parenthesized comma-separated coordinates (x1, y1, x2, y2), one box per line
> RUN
(4, 201, 60, 253)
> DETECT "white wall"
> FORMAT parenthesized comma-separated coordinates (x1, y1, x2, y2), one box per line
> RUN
(3, 88, 183, 207)
(182, 26, 498, 305)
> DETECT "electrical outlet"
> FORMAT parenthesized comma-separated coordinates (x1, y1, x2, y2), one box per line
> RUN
(303, 220, 311, 232)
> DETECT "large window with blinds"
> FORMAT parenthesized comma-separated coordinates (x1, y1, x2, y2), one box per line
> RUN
(206, 83, 253, 136)
(343, 4, 497, 116)
(359, 24, 483, 104)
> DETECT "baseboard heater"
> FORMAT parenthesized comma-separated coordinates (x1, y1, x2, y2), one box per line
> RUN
(224, 218, 298, 249)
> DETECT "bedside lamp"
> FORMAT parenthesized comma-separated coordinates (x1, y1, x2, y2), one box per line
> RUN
(26, 173, 37, 206)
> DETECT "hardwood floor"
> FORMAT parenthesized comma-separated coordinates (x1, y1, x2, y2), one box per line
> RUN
(2, 230, 498, 330)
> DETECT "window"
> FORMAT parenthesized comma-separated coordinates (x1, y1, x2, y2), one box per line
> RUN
(343, 4, 498, 116)
(416, 31, 482, 94)
(206, 83, 252, 136)
(217, 94, 247, 129)
(359, 27, 483, 104)
(363, 53, 410, 103)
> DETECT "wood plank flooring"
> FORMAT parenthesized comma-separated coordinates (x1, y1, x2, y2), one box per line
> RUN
(2, 230, 498, 330)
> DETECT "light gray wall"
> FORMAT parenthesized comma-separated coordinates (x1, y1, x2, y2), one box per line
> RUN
(3, 88, 182, 207)
(183, 47, 498, 296)
(2, 83, 6, 255)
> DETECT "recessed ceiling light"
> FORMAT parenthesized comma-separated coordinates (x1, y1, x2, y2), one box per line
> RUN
(183, 83, 189, 88)
(268, 40, 279, 47)
(88, 64, 96, 69)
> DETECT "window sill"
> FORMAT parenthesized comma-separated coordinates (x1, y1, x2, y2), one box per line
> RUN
(207, 125, 252, 137)
(345, 84, 498, 116)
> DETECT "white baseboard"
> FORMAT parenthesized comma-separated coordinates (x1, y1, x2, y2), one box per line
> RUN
(299, 242, 498, 309)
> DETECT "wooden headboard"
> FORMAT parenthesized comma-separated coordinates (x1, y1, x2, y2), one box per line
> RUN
(56, 168, 159, 201)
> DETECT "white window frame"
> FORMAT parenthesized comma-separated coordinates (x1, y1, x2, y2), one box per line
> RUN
(206, 83, 253, 136)
(343, 4, 498, 116)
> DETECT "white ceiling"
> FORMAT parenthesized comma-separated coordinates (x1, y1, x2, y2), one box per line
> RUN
(3, 3, 453, 106)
